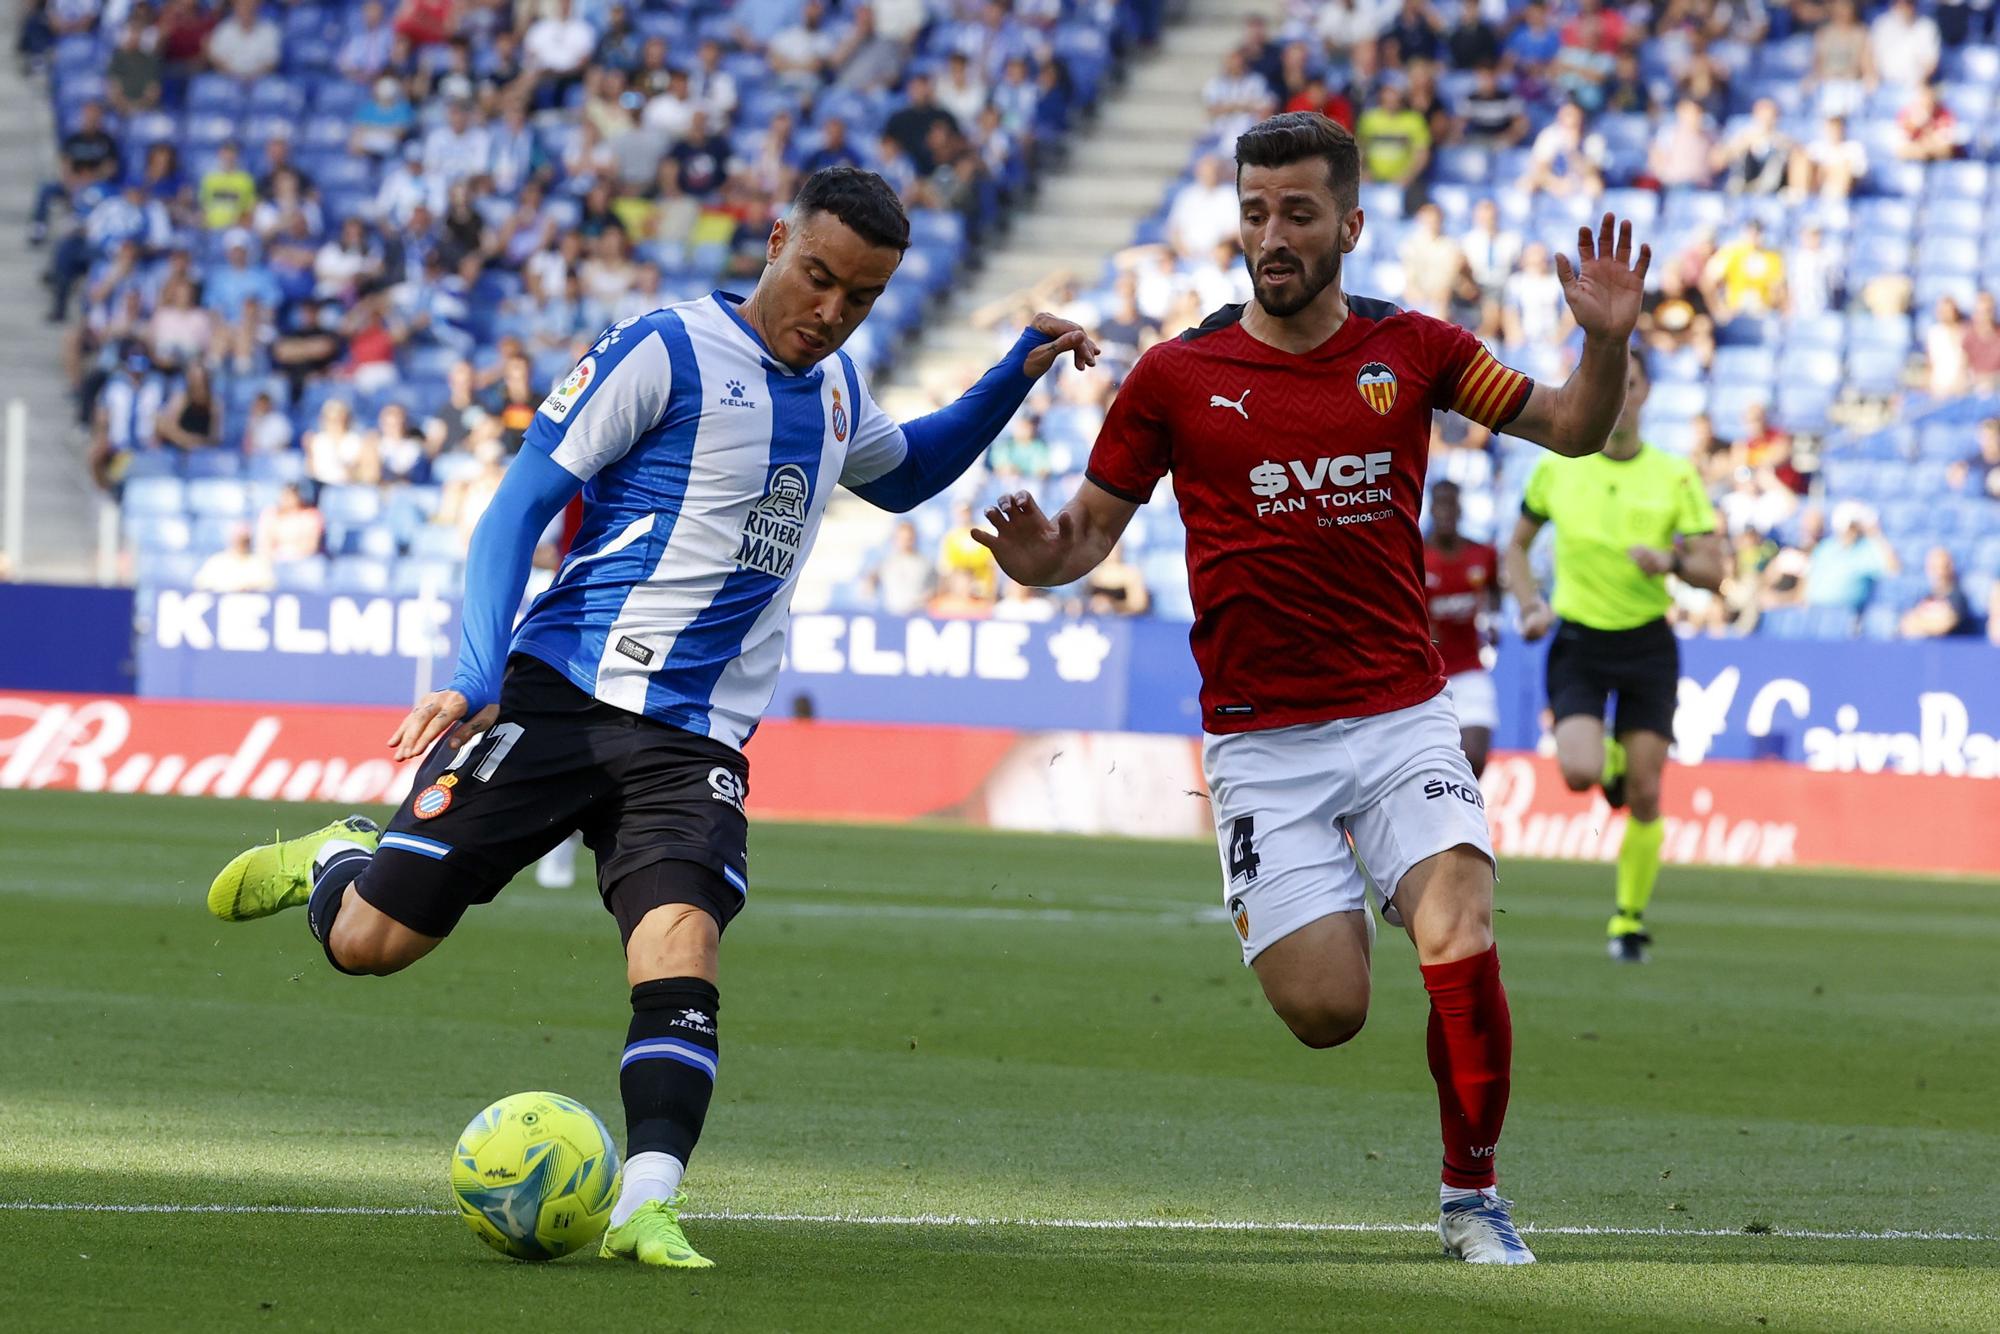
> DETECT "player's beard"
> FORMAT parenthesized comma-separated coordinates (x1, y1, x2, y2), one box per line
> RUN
(1247, 244, 1341, 318)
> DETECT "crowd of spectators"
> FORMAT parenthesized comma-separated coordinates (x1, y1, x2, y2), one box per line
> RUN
(867, 0, 1998, 639)
(24, 0, 1160, 584)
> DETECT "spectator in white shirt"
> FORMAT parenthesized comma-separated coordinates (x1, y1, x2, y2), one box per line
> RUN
(337, 1, 395, 82)
(1460, 196, 1521, 306)
(524, 0, 597, 104)
(1786, 221, 1841, 319)
(240, 391, 293, 456)
(642, 68, 698, 143)
(207, 0, 282, 81)
(374, 144, 437, 228)
(1203, 49, 1275, 136)
(1315, 0, 1393, 50)
(1502, 242, 1571, 346)
(767, 0, 842, 94)
(1790, 113, 1869, 199)
(423, 100, 492, 191)
(196, 524, 275, 593)
(936, 51, 989, 130)
(688, 38, 739, 122)
(1869, 0, 1941, 88)
(1167, 154, 1239, 259)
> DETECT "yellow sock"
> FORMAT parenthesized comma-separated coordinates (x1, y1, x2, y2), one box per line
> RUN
(1611, 817, 1664, 936)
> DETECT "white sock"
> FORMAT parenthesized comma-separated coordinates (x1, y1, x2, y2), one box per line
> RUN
(610, 1151, 686, 1227)
(1441, 1184, 1499, 1205)
(313, 839, 373, 872)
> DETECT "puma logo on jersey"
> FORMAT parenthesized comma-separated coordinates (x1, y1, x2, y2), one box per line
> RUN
(1209, 389, 1250, 419)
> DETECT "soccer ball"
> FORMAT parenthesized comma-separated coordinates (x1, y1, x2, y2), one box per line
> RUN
(450, 1091, 620, 1261)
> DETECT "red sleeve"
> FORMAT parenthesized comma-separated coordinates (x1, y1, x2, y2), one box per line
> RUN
(1423, 317, 1532, 430)
(1085, 346, 1173, 504)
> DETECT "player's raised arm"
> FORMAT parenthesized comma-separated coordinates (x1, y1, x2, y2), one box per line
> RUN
(974, 480, 1138, 587)
(390, 324, 670, 760)
(840, 312, 1098, 512)
(1500, 213, 1651, 458)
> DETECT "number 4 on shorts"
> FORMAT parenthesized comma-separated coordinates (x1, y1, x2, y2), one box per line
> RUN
(1228, 815, 1261, 883)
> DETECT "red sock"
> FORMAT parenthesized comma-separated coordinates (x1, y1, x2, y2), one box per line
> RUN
(1420, 945, 1512, 1190)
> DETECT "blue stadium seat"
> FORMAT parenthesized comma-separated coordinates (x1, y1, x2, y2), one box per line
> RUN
(186, 75, 244, 114)
(138, 553, 203, 590)
(245, 451, 307, 484)
(1712, 346, 1777, 385)
(1944, 45, 2000, 84)
(124, 477, 186, 518)
(329, 557, 393, 594)
(1925, 159, 1990, 200)
(1915, 272, 1980, 309)
(391, 558, 462, 596)
(1759, 606, 1810, 639)
(1920, 204, 1986, 244)
(319, 485, 383, 528)
(189, 515, 240, 553)
(1783, 314, 1846, 354)
(177, 449, 241, 480)
(185, 479, 249, 518)
(128, 515, 193, 553)
(273, 557, 329, 591)
(408, 526, 464, 562)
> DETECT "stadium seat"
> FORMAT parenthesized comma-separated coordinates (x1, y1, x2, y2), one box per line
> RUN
(123, 477, 186, 518)
(408, 527, 465, 562)
(329, 557, 393, 595)
(273, 557, 329, 591)
(319, 486, 384, 528)
(185, 479, 249, 519)
(391, 558, 462, 596)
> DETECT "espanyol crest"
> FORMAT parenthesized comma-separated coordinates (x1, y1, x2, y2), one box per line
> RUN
(830, 386, 849, 442)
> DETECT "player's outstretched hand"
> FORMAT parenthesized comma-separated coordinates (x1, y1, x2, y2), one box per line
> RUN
(1022, 311, 1101, 378)
(972, 490, 1074, 586)
(1555, 213, 1651, 341)
(389, 689, 499, 762)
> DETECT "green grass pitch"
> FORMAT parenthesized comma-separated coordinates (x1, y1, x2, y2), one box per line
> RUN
(2, 789, 1996, 1331)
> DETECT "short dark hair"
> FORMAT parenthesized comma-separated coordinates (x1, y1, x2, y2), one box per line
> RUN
(1234, 112, 1360, 212)
(793, 166, 910, 252)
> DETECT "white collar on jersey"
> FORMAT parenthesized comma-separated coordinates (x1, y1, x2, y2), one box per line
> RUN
(710, 290, 825, 381)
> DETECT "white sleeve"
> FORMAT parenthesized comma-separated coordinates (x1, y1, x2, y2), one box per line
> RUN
(836, 363, 911, 488)
(525, 322, 673, 483)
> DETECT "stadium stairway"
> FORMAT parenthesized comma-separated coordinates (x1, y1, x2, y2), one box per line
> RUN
(795, 0, 1256, 610)
(0, 6, 98, 584)
(881, 0, 1258, 410)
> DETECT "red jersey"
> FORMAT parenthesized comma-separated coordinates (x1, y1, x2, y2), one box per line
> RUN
(1423, 539, 1499, 677)
(1087, 298, 1530, 733)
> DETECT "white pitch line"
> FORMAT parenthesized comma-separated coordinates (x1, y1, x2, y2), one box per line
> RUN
(1, 1202, 1990, 1243)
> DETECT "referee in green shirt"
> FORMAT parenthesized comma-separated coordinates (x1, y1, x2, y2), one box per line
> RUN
(1503, 350, 1728, 962)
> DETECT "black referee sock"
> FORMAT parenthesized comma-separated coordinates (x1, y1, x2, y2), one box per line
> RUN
(619, 978, 720, 1163)
(307, 849, 371, 976)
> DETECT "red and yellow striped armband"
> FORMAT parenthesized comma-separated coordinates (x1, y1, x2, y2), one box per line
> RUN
(1449, 348, 1532, 430)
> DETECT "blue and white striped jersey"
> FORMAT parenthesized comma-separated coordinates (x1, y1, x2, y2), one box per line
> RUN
(508, 292, 916, 749)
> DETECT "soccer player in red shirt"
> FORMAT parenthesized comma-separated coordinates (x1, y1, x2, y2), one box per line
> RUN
(975, 112, 1649, 1264)
(1424, 479, 1502, 776)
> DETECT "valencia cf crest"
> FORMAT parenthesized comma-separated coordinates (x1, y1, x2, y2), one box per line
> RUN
(1356, 362, 1399, 415)
(830, 386, 848, 442)
(1229, 896, 1250, 942)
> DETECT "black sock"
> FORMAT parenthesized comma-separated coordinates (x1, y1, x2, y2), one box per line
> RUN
(307, 849, 371, 976)
(620, 978, 720, 1162)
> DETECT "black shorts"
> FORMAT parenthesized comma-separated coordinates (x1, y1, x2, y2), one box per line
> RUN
(1544, 617, 1680, 740)
(360, 654, 751, 942)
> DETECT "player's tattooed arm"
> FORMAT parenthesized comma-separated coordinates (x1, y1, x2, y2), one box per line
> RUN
(1506, 214, 1650, 458)
(973, 480, 1137, 588)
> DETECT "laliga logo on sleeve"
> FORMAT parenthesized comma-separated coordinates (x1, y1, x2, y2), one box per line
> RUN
(539, 356, 596, 422)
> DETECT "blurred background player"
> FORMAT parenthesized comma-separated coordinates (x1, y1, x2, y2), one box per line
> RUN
(975, 112, 1651, 1265)
(1505, 349, 1728, 964)
(203, 168, 1095, 1270)
(1423, 480, 1502, 776)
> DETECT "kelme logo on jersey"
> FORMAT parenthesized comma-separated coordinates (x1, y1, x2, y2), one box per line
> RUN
(721, 378, 758, 409)
(830, 386, 848, 442)
(734, 464, 811, 579)
(539, 356, 596, 422)
(1356, 361, 1398, 415)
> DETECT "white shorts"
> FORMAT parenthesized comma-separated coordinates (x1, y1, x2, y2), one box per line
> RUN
(1203, 692, 1495, 965)
(1445, 668, 1498, 731)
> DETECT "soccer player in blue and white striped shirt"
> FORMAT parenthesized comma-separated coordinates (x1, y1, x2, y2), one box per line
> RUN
(206, 168, 1097, 1266)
